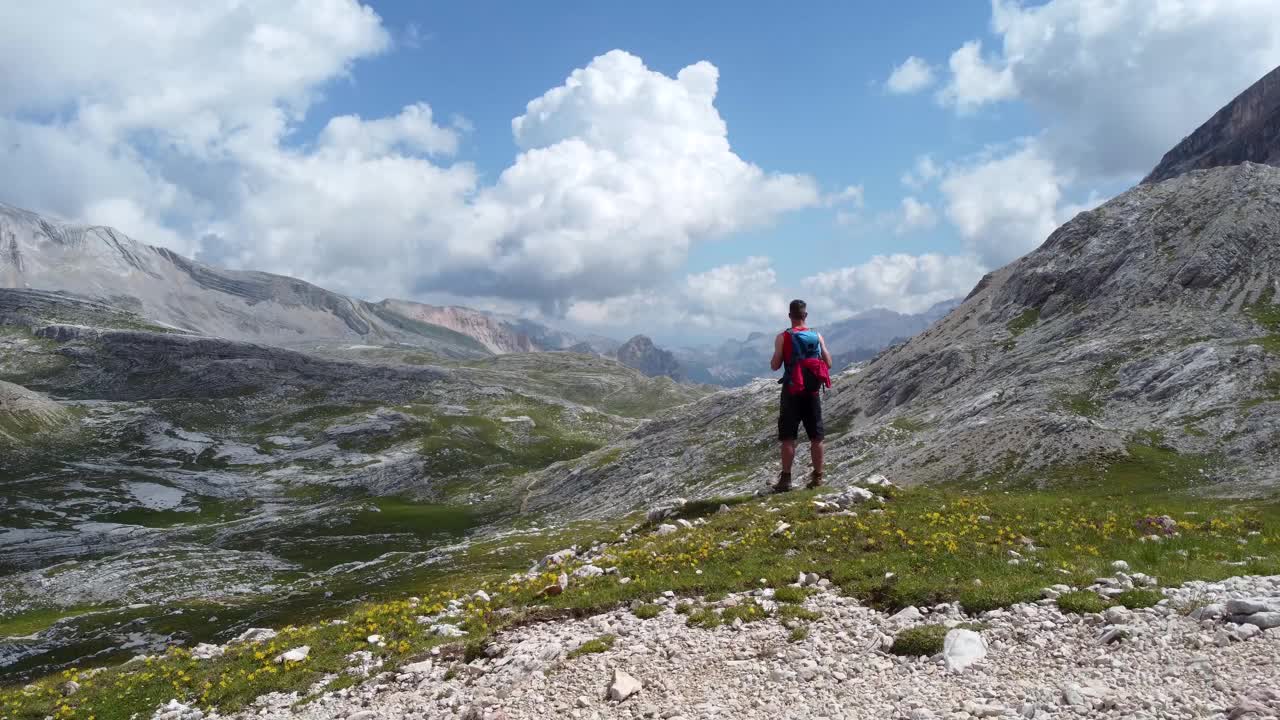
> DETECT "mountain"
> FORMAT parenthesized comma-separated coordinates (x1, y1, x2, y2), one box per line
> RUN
(1144, 65, 1280, 184)
(615, 334, 683, 380)
(673, 300, 960, 387)
(0, 204, 490, 358)
(530, 90, 1280, 518)
(377, 300, 540, 354)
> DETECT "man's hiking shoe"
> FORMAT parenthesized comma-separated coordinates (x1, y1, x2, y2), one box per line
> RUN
(772, 472, 794, 493)
(806, 472, 825, 490)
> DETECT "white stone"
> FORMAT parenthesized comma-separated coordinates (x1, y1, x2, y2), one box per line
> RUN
(234, 628, 277, 644)
(274, 646, 310, 663)
(607, 669, 642, 702)
(1236, 611, 1280, 629)
(573, 565, 605, 578)
(891, 606, 922, 623)
(191, 643, 224, 660)
(942, 629, 987, 672)
(771, 522, 792, 537)
(1111, 560, 1130, 572)
(656, 524, 679, 536)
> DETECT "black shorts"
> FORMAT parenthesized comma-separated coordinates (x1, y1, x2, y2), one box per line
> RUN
(778, 389, 824, 441)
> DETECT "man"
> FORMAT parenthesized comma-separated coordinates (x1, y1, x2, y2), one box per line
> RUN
(769, 299, 833, 492)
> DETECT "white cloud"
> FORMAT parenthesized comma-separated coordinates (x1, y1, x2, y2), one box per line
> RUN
(824, 185, 865, 208)
(939, 139, 1068, 267)
(937, 41, 1016, 112)
(936, 0, 1280, 179)
(886, 56, 936, 94)
(0, 2, 821, 313)
(900, 155, 941, 190)
(895, 196, 937, 235)
(805, 254, 987, 316)
(567, 256, 786, 333)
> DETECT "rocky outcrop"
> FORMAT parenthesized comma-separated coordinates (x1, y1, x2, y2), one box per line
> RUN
(615, 335, 683, 380)
(1144, 65, 1280, 184)
(0, 380, 70, 442)
(378, 300, 537, 354)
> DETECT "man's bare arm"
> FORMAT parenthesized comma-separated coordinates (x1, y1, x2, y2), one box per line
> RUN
(770, 332, 785, 371)
(819, 334, 833, 368)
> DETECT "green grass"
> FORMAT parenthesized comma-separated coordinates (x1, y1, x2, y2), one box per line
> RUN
(632, 604, 661, 620)
(1057, 591, 1108, 615)
(1114, 589, 1163, 609)
(787, 626, 809, 643)
(1244, 287, 1280, 354)
(890, 624, 948, 657)
(567, 634, 615, 659)
(777, 605, 822, 622)
(685, 608, 723, 629)
(0, 607, 101, 638)
(772, 586, 814, 604)
(889, 417, 928, 433)
(1006, 308, 1041, 338)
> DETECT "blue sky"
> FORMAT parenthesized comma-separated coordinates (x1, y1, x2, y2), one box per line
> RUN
(313, 1, 1030, 280)
(2, 1, 1279, 343)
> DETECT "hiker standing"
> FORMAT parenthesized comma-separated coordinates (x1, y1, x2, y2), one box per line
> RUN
(769, 299, 833, 492)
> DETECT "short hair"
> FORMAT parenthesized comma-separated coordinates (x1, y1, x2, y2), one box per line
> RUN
(788, 299, 807, 319)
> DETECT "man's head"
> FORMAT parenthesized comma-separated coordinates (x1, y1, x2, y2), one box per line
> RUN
(788, 299, 808, 323)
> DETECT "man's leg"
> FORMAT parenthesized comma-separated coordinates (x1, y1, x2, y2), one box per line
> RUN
(781, 440, 796, 474)
(776, 393, 799, 491)
(804, 395, 826, 488)
(810, 440, 824, 476)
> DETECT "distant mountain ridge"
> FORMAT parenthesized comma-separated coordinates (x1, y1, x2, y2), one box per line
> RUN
(0, 203, 490, 358)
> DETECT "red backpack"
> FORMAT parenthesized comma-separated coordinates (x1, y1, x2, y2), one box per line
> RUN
(783, 328, 831, 396)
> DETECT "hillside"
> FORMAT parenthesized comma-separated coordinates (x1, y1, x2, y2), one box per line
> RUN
(0, 288, 710, 679)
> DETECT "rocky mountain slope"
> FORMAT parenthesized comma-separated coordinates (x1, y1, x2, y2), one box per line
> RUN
(1145, 65, 1280, 184)
(0, 204, 489, 358)
(531, 167, 1280, 519)
(375, 300, 617, 356)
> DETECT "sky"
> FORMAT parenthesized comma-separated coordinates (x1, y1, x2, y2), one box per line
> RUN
(3, 1, 1280, 344)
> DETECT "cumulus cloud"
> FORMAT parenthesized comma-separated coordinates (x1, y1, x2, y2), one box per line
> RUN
(567, 256, 787, 333)
(895, 196, 938, 235)
(937, 41, 1016, 112)
(939, 140, 1067, 267)
(805, 254, 987, 317)
(937, 0, 1280, 179)
(900, 155, 941, 190)
(0, 3, 820, 314)
(886, 56, 936, 94)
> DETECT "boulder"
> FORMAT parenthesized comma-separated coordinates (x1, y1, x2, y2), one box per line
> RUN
(942, 629, 987, 672)
(607, 669, 643, 702)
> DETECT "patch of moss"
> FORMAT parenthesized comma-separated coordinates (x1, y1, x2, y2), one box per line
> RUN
(889, 624, 948, 657)
(1114, 589, 1163, 609)
(632, 604, 661, 620)
(567, 634, 615, 658)
(1006, 308, 1041, 338)
(1057, 591, 1107, 615)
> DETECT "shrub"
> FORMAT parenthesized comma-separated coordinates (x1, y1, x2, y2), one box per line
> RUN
(889, 625, 948, 657)
(788, 626, 809, 643)
(1057, 591, 1108, 615)
(686, 608, 722, 629)
(567, 634, 615, 659)
(1114, 589, 1162, 609)
(773, 586, 813, 604)
(777, 605, 821, 622)
(721, 602, 769, 625)
(632, 603, 661, 620)
(674, 602, 694, 615)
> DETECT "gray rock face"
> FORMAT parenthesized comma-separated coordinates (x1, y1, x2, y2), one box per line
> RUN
(1144, 65, 1280, 184)
(615, 335, 683, 380)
